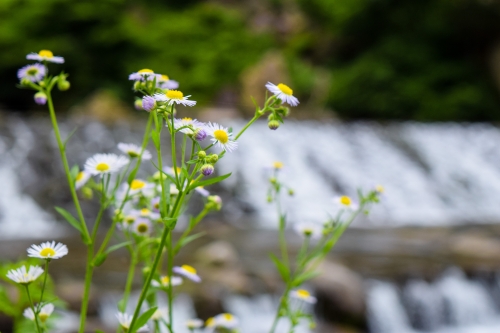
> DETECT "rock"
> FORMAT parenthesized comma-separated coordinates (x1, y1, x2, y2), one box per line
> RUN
(449, 233, 500, 267)
(312, 261, 367, 329)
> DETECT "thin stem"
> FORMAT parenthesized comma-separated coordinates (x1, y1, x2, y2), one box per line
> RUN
(235, 114, 260, 140)
(38, 260, 50, 311)
(46, 91, 90, 241)
(167, 231, 174, 328)
(121, 249, 138, 311)
(25, 285, 42, 333)
(170, 106, 179, 183)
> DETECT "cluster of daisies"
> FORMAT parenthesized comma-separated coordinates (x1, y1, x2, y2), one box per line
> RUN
(6, 241, 68, 325)
(17, 50, 68, 105)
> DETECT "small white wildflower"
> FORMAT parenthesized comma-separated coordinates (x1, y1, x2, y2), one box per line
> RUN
(6, 266, 43, 285)
(173, 265, 201, 283)
(333, 195, 358, 211)
(185, 318, 204, 329)
(132, 218, 152, 236)
(27, 241, 68, 260)
(117, 143, 152, 160)
(290, 289, 317, 304)
(128, 69, 160, 82)
(84, 153, 129, 176)
(24, 303, 54, 323)
(154, 90, 196, 107)
(75, 170, 91, 190)
(116, 312, 149, 332)
(206, 122, 237, 152)
(157, 74, 179, 90)
(152, 275, 183, 288)
(294, 223, 323, 240)
(265, 82, 299, 106)
(26, 50, 64, 64)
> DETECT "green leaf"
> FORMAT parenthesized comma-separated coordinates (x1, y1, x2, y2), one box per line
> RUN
(188, 172, 232, 191)
(104, 241, 133, 255)
(178, 232, 206, 248)
(63, 126, 79, 148)
(92, 253, 107, 267)
(269, 253, 289, 282)
(186, 159, 198, 164)
(133, 307, 158, 332)
(70, 165, 79, 181)
(292, 270, 320, 287)
(151, 130, 160, 149)
(127, 168, 139, 185)
(55, 206, 83, 234)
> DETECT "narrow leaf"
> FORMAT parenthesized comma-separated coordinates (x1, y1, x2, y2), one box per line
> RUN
(133, 307, 158, 331)
(55, 206, 82, 234)
(269, 253, 289, 282)
(178, 232, 206, 248)
(104, 241, 133, 255)
(188, 172, 231, 191)
(292, 271, 320, 287)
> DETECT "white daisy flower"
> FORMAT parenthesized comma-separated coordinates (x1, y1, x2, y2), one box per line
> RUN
(128, 179, 155, 196)
(84, 153, 129, 176)
(290, 289, 317, 304)
(132, 218, 152, 236)
(26, 50, 64, 64)
(128, 69, 160, 82)
(194, 186, 210, 197)
(265, 82, 299, 106)
(153, 90, 196, 107)
(24, 303, 54, 323)
(151, 308, 168, 321)
(294, 222, 323, 240)
(185, 318, 204, 329)
(17, 64, 46, 82)
(116, 312, 149, 332)
(117, 143, 152, 160)
(213, 313, 239, 329)
(122, 212, 138, 228)
(6, 265, 43, 285)
(27, 241, 68, 260)
(375, 185, 384, 194)
(131, 208, 160, 221)
(157, 74, 179, 90)
(206, 122, 238, 152)
(75, 170, 91, 190)
(152, 275, 183, 288)
(333, 195, 359, 211)
(173, 265, 201, 283)
(273, 161, 284, 170)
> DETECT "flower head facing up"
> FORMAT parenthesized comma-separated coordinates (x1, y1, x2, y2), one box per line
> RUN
(6, 265, 43, 285)
(129, 68, 160, 82)
(294, 222, 323, 240)
(84, 153, 129, 176)
(18, 64, 46, 83)
(333, 195, 359, 211)
(75, 170, 91, 190)
(265, 82, 299, 106)
(28, 241, 68, 260)
(27, 50, 64, 63)
(157, 74, 179, 90)
(154, 90, 196, 107)
(152, 275, 183, 288)
(116, 312, 149, 332)
(290, 289, 317, 304)
(118, 143, 152, 160)
(173, 264, 201, 283)
(132, 218, 152, 236)
(206, 122, 238, 152)
(24, 303, 54, 323)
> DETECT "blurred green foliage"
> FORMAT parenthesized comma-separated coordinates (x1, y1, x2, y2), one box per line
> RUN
(2, 0, 500, 120)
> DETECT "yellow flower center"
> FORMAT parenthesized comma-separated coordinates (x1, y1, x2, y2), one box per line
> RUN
(166, 90, 184, 99)
(214, 129, 229, 144)
(76, 171, 84, 181)
(96, 163, 110, 172)
(127, 150, 139, 158)
(138, 69, 154, 74)
(297, 289, 311, 298)
(223, 313, 233, 321)
(206, 317, 215, 326)
(38, 50, 54, 58)
(39, 313, 49, 322)
(125, 216, 135, 224)
(130, 179, 145, 190)
(160, 276, 170, 285)
(340, 196, 351, 206)
(376, 185, 384, 193)
(303, 228, 313, 236)
(181, 265, 197, 274)
(273, 161, 284, 169)
(140, 208, 150, 215)
(182, 117, 192, 122)
(161, 74, 170, 81)
(154, 202, 160, 209)
(27, 68, 39, 75)
(40, 248, 56, 257)
(137, 223, 149, 233)
(277, 83, 293, 96)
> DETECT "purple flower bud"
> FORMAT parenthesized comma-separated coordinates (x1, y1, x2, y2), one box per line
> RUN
(142, 96, 156, 112)
(200, 164, 214, 176)
(194, 128, 207, 141)
(34, 92, 47, 105)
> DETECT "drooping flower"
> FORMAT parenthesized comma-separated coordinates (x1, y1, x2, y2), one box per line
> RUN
(24, 303, 54, 323)
(27, 241, 68, 260)
(118, 143, 152, 160)
(154, 90, 196, 107)
(156, 74, 179, 90)
(333, 195, 358, 211)
(84, 153, 129, 176)
(265, 82, 299, 106)
(26, 50, 64, 64)
(294, 222, 323, 240)
(290, 289, 317, 304)
(152, 275, 183, 288)
(173, 265, 201, 283)
(116, 312, 149, 332)
(142, 96, 156, 112)
(6, 266, 43, 285)
(206, 122, 238, 152)
(128, 69, 160, 82)
(17, 64, 46, 82)
(75, 170, 91, 190)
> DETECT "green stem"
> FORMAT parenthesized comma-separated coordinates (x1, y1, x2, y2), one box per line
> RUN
(121, 249, 138, 311)
(235, 113, 260, 140)
(170, 106, 179, 184)
(173, 207, 209, 255)
(38, 260, 50, 311)
(46, 91, 90, 241)
(25, 285, 42, 333)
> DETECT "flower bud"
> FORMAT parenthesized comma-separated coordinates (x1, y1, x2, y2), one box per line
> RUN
(200, 164, 214, 176)
(277, 106, 290, 117)
(133, 81, 143, 91)
(194, 128, 207, 141)
(134, 99, 143, 111)
(198, 150, 207, 159)
(206, 195, 222, 211)
(34, 92, 47, 105)
(268, 120, 280, 130)
(82, 187, 93, 200)
(58, 79, 70, 91)
(21, 78, 31, 86)
(207, 154, 218, 164)
(142, 96, 156, 112)
(288, 189, 294, 196)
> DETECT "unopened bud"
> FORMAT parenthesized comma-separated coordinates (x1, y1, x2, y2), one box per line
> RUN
(198, 151, 207, 159)
(200, 164, 214, 176)
(207, 154, 218, 164)
(82, 187, 93, 200)
(21, 78, 31, 86)
(288, 189, 294, 196)
(194, 128, 207, 141)
(206, 195, 222, 211)
(134, 99, 143, 111)
(34, 92, 47, 105)
(142, 95, 156, 112)
(58, 79, 70, 91)
(133, 81, 143, 91)
(268, 120, 280, 130)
